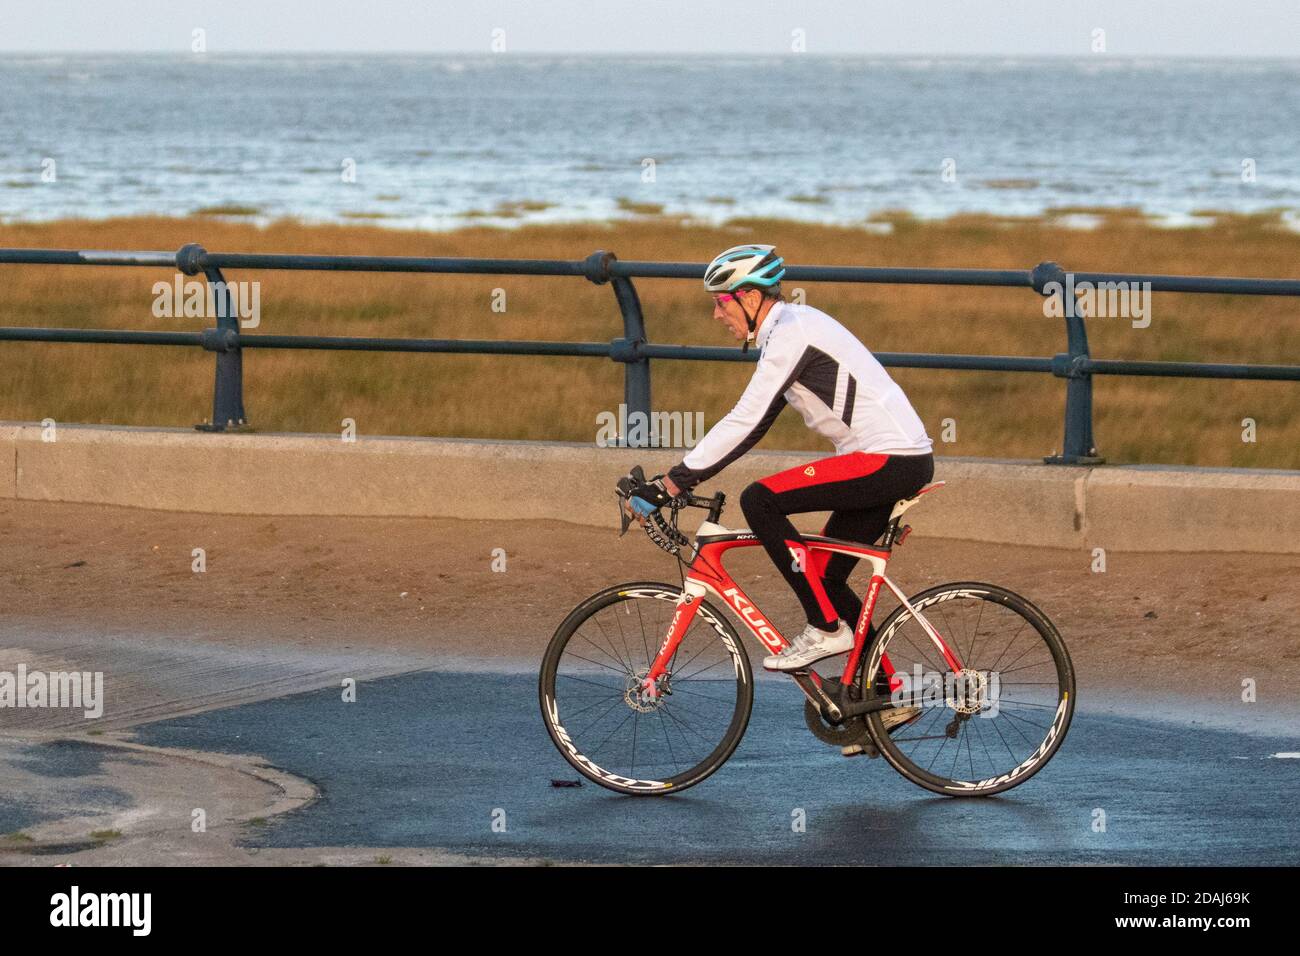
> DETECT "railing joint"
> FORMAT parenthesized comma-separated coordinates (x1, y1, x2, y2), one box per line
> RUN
(176, 243, 207, 276)
(1031, 260, 1067, 295)
(609, 337, 644, 363)
(199, 327, 240, 353)
(583, 250, 617, 285)
(1050, 353, 1092, 379)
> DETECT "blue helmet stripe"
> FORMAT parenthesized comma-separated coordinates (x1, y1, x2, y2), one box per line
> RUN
(727, 258, 785, 290)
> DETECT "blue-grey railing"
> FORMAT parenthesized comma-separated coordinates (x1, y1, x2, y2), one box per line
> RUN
(2, 243, 1298, 463)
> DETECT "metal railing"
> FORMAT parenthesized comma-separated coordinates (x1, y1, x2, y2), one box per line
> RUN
(2, 243, 1298, 463)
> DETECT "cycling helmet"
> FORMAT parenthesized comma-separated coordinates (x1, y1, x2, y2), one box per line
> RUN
(703, 244, 786, 293)
(704, 244, 786, 353)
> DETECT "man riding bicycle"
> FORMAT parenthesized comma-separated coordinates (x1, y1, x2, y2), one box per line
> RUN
(628, 243, 935, 673)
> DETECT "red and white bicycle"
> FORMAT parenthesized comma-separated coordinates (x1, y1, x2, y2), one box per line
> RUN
(540, 466, 1075, 797)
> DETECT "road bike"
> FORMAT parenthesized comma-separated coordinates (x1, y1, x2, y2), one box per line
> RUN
(539, 466, 1075, 796)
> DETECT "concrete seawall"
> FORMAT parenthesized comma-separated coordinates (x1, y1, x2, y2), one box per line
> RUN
(2, 422, 1297, 553)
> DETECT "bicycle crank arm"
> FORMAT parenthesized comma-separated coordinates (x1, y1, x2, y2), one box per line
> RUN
(792, 673, 905, 724)
(790, 672, 845, 723)
(837, 695, 898, 721)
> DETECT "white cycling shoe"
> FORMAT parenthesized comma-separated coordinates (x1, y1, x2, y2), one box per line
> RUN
(763, 620, 855, 671)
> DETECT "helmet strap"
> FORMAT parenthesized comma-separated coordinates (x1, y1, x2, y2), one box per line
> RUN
(736, 290, 759, 354)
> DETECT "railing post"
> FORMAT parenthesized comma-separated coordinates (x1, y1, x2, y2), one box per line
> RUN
(585, 250, 652, 446)
(179, 243, 248, 432)
(1034, 261, 1104, 465)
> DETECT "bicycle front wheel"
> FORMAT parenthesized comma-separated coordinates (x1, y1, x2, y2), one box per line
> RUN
(860, 582, 1075, 797)
(539, 581, 753, 796)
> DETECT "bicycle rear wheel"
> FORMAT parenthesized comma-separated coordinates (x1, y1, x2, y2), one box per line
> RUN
(539, 582, 753, 796)
(859, 582, 1074, 797)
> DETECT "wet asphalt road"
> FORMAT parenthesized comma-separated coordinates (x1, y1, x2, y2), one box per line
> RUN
(125, 669, 1300, 865)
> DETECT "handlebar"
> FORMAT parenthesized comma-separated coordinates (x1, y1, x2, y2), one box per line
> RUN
(615, 465, 727, 556)
(680, 490, 727, 523)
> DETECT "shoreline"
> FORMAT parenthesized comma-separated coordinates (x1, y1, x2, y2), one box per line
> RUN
(4, 207, 1298, 236)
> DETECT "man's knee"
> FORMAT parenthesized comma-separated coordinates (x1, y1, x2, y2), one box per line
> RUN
(739, 481, 777, 521)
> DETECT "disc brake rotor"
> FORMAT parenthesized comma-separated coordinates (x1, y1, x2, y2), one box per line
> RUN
(624, 669, 667, 713)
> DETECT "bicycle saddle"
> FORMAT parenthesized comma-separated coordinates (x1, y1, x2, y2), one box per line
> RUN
(888, 481, 945, 522)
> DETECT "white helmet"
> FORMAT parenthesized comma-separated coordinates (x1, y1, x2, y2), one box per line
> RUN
(703, 244, 786, 294)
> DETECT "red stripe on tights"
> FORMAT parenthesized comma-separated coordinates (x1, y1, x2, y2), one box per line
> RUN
(759, 451, 888, 495)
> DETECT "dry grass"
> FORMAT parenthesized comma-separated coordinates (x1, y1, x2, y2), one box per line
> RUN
(1, 212, 1297, 468)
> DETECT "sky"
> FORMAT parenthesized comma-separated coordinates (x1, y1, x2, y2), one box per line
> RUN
(2, 0, 1298, 56)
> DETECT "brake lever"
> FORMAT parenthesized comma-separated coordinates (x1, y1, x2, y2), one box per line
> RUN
(616, 495, 633, 537)
(615, 465, 647, 537)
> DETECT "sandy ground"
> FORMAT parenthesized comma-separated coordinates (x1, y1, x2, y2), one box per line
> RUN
(2, 498, 1298, 865)
(3, 498, 1299, 702)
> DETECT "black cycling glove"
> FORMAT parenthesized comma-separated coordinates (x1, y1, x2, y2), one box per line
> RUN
(629, 476, 674, 516)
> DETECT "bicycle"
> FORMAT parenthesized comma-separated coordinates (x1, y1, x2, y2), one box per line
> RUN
(539, 465, 1075, 797)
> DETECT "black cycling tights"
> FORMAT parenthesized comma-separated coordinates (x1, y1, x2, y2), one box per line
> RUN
(739, 451, 935, 631)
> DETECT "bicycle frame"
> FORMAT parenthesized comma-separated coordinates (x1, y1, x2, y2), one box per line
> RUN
(641, 528, 965, 719)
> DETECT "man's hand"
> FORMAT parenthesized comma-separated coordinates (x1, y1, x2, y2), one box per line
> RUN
(628, 476, 674, 519)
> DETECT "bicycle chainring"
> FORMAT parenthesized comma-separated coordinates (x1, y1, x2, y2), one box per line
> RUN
(803, 701, 867, 745)
(802, 676, 866, 746)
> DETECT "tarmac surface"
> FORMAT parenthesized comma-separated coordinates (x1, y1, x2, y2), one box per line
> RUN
(5, 660, 1296, 866)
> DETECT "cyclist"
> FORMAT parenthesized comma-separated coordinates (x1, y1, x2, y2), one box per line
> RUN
(628, 243, 935, 677)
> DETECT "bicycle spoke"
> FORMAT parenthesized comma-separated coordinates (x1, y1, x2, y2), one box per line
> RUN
(559, 691, 627, 723)
(965, 597, 985, 668)
(675, 655, 732, 684)
(994, 639, 1048, 677)
(587, 615, 636, 673)
(561, 650, 631, 679)
(666, 683, 734, 706)
(657, 701, 722, 751)
(656, 709, 682, 775)
(971, 714, 996, 774)
(995, 657, 1057, 678)
(633, 600, 653, 670)
(573, 627, 632, 674)
(986, 617, 1031, 673)
(572, 696, 635, 740)
(630, 710, 640, 776)
(589, 708, 637, 757)
(610, 604, 638, 672)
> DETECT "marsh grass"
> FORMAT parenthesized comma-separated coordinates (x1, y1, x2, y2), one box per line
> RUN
(1, 212, 1297, 468)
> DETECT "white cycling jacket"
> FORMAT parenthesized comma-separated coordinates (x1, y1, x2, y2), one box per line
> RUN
(667, 301, 932, 493)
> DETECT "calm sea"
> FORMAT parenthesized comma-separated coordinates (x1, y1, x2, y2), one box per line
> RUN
(2, 54, 1298, 229)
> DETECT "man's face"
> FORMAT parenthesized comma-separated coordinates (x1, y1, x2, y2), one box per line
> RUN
(711, 288, 762, 340)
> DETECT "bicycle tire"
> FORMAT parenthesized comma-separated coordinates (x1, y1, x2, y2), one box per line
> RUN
(539, 581, 753, 796)
(859, 581, 1075, 797)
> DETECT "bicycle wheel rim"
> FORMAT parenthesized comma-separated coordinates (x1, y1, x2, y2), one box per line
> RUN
(860, 582, 1075, 797)
(539, 582, 753, 795)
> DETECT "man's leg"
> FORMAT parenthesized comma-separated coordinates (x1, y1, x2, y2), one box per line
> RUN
(739, 452, 893, 631)
(740, 452, 934, 632)
(820, 505, 895, 627)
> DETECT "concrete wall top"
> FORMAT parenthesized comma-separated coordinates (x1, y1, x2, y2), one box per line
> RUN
(3, 422, 1297, 553)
